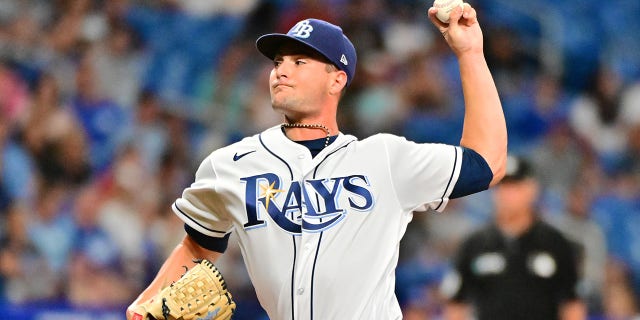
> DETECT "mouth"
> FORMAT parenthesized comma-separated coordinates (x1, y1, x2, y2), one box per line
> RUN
(273, 83, 293, 90)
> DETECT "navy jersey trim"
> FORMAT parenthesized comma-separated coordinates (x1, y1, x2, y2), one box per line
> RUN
(184, 224, 231, 253)
(259, 133, 294, 180)
(173, 202, 228, 235)
(294, 136, 339, 158)
(291, 236, 297, 320)
(313, 141, 355, 176)
(259, 133, 297, 319)
(435, 147, 459, 211)
(450, 147, 493, 198)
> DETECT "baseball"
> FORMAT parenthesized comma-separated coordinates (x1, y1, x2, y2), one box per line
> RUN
(433, 0, 464, 23)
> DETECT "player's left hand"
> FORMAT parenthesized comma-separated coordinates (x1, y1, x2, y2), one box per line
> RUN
(129, 259, 235, 320)
(427, 3, 482, 57)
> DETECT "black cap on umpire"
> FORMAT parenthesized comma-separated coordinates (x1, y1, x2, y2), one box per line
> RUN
(501, 154, 534, 183)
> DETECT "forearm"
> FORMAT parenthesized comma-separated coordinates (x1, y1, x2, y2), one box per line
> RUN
(458, 52, 507, 185)
(127, 234, 222, 319)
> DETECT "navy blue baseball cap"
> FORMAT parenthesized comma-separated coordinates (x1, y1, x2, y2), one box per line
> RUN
(256, 18, 357, 86)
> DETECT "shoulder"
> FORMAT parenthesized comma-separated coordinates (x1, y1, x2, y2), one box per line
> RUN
(534, 220, 569, 239)
(192, 134, 262, 178)
(202, 133, 261, 161)
(471, 224, 500, 242)
(358, 133, 403, 145)
(532, 220, 577, 250)
(329, 133, 400, 154)
(459, 224, 500, 251)
(360, 133, 458, 152)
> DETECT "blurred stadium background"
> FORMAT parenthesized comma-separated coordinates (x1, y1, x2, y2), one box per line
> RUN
(0, 0, 639, 319)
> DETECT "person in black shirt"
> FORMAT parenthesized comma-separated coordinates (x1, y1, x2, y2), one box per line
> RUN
(441, 155, 586, 320)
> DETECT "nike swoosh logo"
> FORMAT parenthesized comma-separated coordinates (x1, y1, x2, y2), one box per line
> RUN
(233, 150, 256, 161)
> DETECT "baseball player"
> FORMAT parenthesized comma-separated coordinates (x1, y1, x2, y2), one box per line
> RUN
(127, 3, 507, 320)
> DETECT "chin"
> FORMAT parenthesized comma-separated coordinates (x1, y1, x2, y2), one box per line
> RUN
(271, 100, 285, 111)
(272, 97, 295, 112)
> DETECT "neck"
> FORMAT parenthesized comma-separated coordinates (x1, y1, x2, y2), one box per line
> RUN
(281, 122, 333, 148)
(281, 116, 338, 140)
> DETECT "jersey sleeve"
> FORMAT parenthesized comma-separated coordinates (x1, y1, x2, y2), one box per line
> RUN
(173, 154, 233, 242)
(449, 147, 493, 199)
(383, 135, 463, 213)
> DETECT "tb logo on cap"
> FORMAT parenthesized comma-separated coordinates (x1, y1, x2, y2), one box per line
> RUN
(289, 20, 314, 39)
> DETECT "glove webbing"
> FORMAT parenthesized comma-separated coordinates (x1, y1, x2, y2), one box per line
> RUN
(160, 259, 232, 319)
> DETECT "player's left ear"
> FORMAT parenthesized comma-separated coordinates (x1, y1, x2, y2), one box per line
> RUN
(329, 70, 348, 96)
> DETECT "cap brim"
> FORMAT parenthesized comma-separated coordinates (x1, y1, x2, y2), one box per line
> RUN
(500, 172, 534, 183)
(256, 33, 332, 63)
(500, 175, 527, 183)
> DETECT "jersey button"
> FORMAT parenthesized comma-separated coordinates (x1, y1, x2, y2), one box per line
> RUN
(297, 288, 305, 295)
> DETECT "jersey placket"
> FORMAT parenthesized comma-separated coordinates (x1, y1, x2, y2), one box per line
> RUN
(292, 232, 321, 320)
(292, 151, 322, 320)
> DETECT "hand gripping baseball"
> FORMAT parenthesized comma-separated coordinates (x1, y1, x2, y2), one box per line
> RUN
(427, 3, 482, 57)
(131, 259, 236, 320)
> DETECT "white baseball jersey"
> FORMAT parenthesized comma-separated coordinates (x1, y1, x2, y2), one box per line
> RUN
(173, 125, 462, 320)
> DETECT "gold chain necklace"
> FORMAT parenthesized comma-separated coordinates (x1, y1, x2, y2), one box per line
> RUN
(281, 123, 331, 148)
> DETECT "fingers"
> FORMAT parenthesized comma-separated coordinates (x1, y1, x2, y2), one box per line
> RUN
(427, 7, 448, 30)
(448, 5, 464, 25)
(427, 3, 477, 29)
(461, 3, 478, 26)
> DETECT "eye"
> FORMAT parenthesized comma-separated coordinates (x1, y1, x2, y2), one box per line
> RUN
(273, 60, 282, 67)
(295, 59, 306, 65)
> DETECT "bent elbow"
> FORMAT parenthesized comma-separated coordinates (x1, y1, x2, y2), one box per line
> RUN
(488, 148, 508, 186)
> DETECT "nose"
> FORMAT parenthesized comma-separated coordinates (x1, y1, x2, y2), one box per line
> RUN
(274, 60, 292, 79)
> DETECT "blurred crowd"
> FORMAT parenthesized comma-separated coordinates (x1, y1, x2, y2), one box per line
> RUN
(0, 0, 639, 319)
